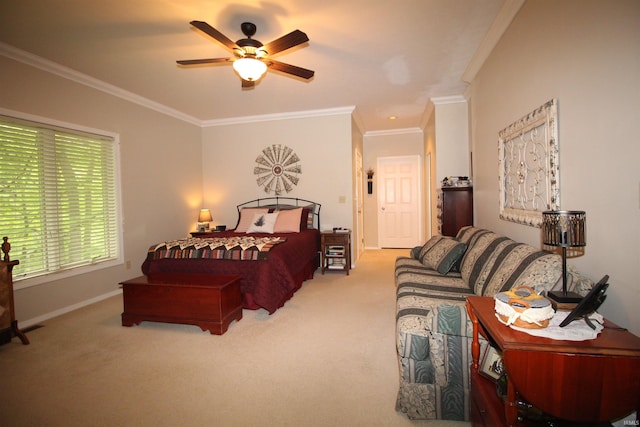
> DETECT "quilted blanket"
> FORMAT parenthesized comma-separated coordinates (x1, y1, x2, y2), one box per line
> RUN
(148, 236, 287, 261)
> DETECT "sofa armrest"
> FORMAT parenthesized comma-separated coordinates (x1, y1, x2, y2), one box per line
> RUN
(397, 298, 473, 342)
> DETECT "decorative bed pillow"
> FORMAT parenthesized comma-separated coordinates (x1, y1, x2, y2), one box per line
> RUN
(274, 208, 302, 233)
(419, 236, 467, 275)
(301, 205, 315, 229)
(246, 212, 280, 234)
(235, 208, 269, 232)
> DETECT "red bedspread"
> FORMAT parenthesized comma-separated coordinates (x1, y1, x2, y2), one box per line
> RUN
(141, 229, 320, 314)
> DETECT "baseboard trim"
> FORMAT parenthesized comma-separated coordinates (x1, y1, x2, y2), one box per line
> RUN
(20, 288, 123, 329)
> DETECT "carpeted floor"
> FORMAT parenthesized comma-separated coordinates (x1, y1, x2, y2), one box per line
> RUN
(0, 249, 470, 427)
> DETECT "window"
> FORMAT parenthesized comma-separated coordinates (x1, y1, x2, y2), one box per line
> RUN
(0, 114, 122, 284)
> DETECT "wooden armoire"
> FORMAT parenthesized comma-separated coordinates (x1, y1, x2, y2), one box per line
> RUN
(438, 187, 473, 237)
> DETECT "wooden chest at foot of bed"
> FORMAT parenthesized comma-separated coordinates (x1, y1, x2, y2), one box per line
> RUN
(120, 274, 242, 335)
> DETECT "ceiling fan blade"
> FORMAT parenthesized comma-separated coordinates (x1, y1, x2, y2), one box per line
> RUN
(268, 60, 315, 79)
(190, 21, 237, 51)
(242, 79, 255, 89)
(263, 30, 309, 55)
(177, 58, 230, 66)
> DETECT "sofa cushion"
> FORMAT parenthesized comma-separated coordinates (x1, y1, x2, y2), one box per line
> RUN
(395, 256, 472, 301)
(455, 225, 488, 245)
(457, 229, 562, 296)
(459, 230, 511, 293)
(418, 236, 467, 275)
(396, 273, 472, 303)
(479, 243, 562, 296)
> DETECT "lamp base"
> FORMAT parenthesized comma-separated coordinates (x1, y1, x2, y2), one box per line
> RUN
(547, 291, 583, 311)
(549, 300, 578, 311)
(547, 290, 582, 311)
(547, 290, 583, 303)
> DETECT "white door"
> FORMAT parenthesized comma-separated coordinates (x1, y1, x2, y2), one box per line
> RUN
(378, 155, 422, 248)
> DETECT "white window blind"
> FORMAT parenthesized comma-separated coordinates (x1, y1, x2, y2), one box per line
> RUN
(0, 115, 121, 282)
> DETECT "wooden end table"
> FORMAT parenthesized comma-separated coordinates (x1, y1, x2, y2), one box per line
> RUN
(121, 274, 242, 335)
(320, 230, 351, 275)
(466, 296, 640, 426)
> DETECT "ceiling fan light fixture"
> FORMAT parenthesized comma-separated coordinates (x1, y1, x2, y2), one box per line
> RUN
(179, 21, 313, 86)
(233, 57, 267, 81)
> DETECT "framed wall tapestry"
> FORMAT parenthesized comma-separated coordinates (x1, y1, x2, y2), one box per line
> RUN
(498, 98, 559, 227)
(254, 144, 301, 195)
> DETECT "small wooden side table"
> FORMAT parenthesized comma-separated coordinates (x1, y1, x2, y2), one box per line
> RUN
(466, 296, 640, 426)
(320, 231, 351, 275)
(190, 231, 211, 237)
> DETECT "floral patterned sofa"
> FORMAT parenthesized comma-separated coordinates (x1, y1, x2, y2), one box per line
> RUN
(395, 226, 592, 420)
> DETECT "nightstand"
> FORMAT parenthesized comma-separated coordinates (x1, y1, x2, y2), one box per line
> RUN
(190, 231, 211, 237)
(320, 230, 351, 275)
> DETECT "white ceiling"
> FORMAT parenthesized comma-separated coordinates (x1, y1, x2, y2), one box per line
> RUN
(0, 0, 510, 132)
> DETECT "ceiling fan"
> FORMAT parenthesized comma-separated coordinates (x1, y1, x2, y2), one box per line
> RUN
(177, 21, 314, 88)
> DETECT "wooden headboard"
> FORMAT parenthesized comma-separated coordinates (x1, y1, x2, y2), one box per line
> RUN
(236, 197, 322, 230)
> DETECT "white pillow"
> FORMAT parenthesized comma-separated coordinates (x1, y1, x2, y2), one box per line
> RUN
(235, 208, 269, 232)
(246, 212, 280, 234)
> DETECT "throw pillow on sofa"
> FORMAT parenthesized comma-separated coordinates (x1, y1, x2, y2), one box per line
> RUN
(410, 246, 422, 259)
(418, 236, 467, 275)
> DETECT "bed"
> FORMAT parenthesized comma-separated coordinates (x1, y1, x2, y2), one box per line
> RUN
(141, 197, 321, 314)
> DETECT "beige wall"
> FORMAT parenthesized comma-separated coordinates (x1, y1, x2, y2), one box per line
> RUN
(432, 98, 471, 181)
(200, 112, 354, 233)
(469, 0, 640, 334)
(0, 56, 202, 324)
(424, 112, 437, 237)
(424, 98, 472, 237)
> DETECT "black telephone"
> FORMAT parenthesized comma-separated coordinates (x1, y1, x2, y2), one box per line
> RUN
(559, 275, 609, 329)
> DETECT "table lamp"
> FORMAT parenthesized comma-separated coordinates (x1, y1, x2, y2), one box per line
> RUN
(542, 210, 586, 304)
(197, 209, 213, 232)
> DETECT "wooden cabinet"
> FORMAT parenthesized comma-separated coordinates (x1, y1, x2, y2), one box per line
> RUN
(320, 231, 351, 275)
(438, 186, 473, 237)
(466, 296, 640, 426)
(1, 237, 29, 345)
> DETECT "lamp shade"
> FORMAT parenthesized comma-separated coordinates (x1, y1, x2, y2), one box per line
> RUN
(542, 210, 586, 248)
(198, 209, 212, 223)
(233, 57, 267, 81)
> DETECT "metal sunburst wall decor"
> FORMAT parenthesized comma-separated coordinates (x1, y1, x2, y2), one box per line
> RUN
(254, 144, 301, 195)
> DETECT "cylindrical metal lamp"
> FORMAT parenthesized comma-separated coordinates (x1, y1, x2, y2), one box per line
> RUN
(542, 210, 586, 304)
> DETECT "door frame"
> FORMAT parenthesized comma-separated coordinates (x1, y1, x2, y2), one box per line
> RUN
(355, 148, 365, 261)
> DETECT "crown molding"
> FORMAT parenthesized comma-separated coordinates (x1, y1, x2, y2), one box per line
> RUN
(462, 0, 525, 83)
(201, 106, 356, 127)
(430, 95, 467, 105)
(364, 127, 423, 138)
(0, 42, 199, 126)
